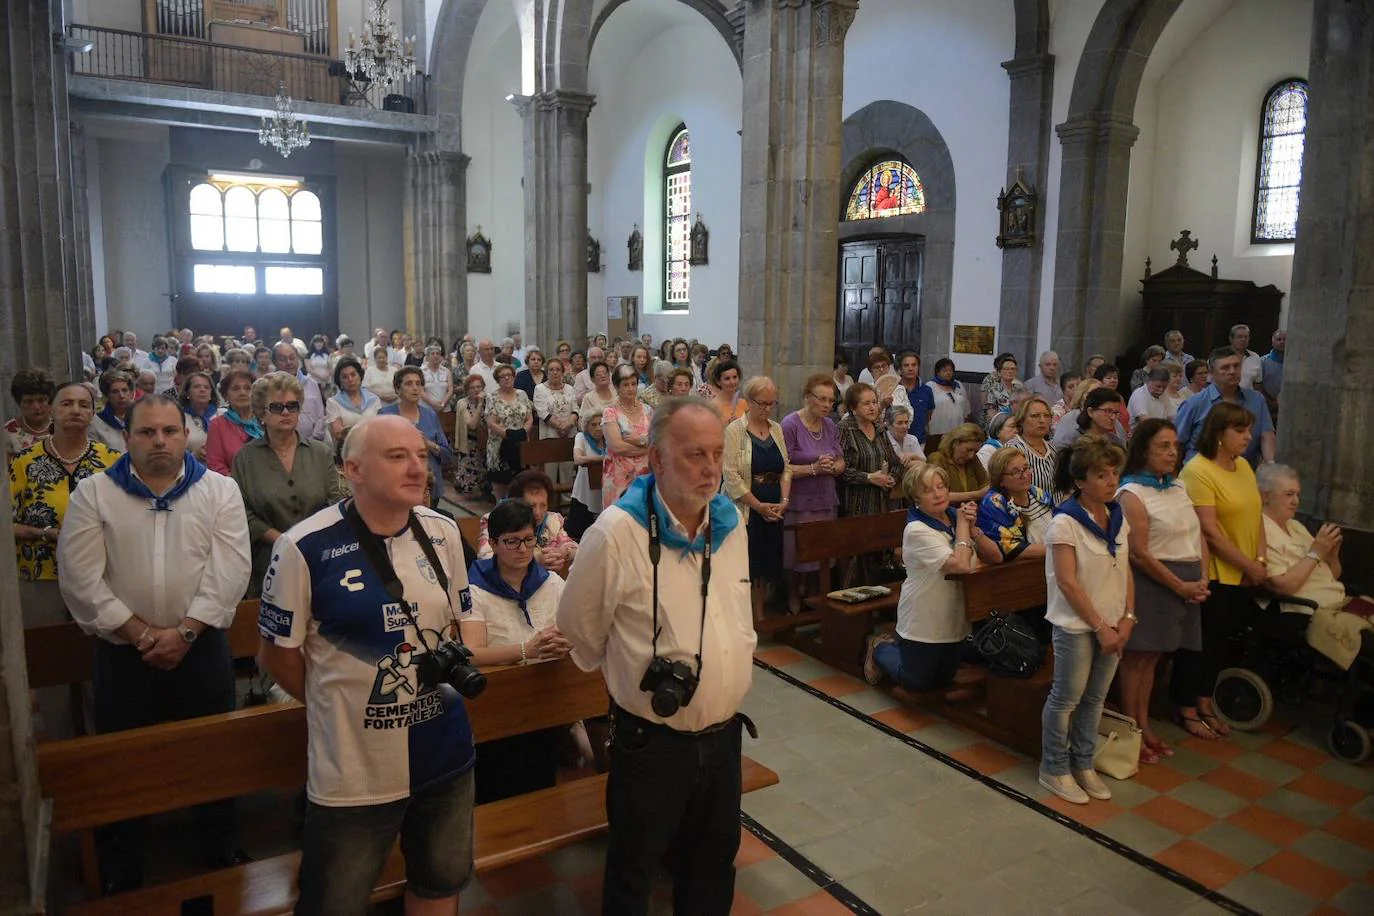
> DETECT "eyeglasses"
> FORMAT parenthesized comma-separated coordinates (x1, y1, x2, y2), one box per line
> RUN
(498, 535, 538, 550)
(266, 401, 302, 414)
(1006, 466, 1032, 477)
(807, 392, 835, 404)
(752, 399, 777, 408)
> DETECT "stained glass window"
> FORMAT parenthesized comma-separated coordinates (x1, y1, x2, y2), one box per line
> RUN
(664, 125, 691, 310)
(845, 160, 926, 221)
(1252, 79, 1308, 243)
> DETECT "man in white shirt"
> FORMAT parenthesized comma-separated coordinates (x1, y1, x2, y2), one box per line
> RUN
(1230, 324, 1263, 390)
(470, 338, 499, 392)
(362, 327, 388, 365)
(89, 370, 133, 453)
(1025, 350, 1063, 405)
(510, 331, 529, 365)
(257, 416, 478, 916)
(278, 326, 308, 360)
(122, 331, 148, 365)
(558, 398, 756, 915)
(1127, 366, 1175, 430)
(58, 395, 252, 892)
(572, 345, 605, 403)
(273, 343, 327, 441)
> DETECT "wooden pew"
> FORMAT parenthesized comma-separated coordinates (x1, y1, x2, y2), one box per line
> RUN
(456, 515, 482, 554)
(520, 436, 576, 508)
(40, 658, 778, 914)
(777, 511, 907, 676)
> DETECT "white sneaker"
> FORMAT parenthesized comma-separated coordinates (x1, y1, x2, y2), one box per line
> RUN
(1073, 768, 1113, 800)
(1038, 771, 1089, 805)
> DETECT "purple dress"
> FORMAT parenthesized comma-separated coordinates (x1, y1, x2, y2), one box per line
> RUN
(781, 411, 841, 572)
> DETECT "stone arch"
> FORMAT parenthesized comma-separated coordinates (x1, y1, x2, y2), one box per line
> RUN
(1012, 0, 1049, 58)
(429, 0, 493, 124)
(589, 0, 741, 68)
(839, 100, 956, 373)
(1049, 0, 1181, 370)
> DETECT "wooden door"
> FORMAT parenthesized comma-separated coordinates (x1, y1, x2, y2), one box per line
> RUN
(836, 238, 923, 370)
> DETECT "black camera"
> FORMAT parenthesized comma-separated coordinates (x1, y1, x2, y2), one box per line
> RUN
(418, 641, 487, 699)
(639, 657, 698, 718)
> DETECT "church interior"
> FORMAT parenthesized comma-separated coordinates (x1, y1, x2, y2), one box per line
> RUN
(2, 0, 1373, 913)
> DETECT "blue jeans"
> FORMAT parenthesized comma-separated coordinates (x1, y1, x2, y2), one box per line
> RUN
(874, 637, 967, 692)
(1041, 626, 1120, 776)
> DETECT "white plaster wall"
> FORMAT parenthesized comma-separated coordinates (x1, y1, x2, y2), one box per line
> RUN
(842, 0, 1013, 375)
(336, 146, 407, 340)
(589, 17, 742, 346)
(462, 12, 526, 340)
(86, 137, 109, 335)
(96, 131, 174, 337)
(1126, 0, 1310, 328)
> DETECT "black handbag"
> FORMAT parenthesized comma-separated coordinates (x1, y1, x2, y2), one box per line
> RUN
(970, 611, 1046, 678)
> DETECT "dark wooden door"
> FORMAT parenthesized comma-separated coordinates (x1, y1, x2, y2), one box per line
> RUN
(836, 238, 922, 371)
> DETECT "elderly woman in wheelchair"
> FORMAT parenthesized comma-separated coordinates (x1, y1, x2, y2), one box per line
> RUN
(1208, 464, 1374, 762)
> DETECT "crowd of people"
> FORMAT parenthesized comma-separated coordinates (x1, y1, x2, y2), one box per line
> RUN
(7, 315, 1364, 909)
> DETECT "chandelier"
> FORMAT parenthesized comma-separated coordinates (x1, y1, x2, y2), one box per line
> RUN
(344, 0, 417, 89)
(258, 85, 311, 158)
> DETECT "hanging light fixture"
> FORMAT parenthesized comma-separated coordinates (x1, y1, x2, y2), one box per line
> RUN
(258, 84, 311, 158)
(344, 0, 417, 90)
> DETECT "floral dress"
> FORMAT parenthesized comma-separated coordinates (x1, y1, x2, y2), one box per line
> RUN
(602, 402, 653, 507)
(486, 390, 533, 480)
(453, 396, 487, 493)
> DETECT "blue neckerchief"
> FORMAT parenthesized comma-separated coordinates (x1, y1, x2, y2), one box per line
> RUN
(583, 433, 606, 456)
(615, 473, 739, 557)
(1265, 348, 1284, 364)
(983, 437, 1003, 451)
(224, 408, 264, 440)
(333, 388, 380, 415)
(466, 557, 550, 628)
(1121, 472, 1175, 492)
(929, 376, 960, 389)
(105, 452, 206, 512)
(186, 402, 217, 430)
(1053, 496, 1125, 557)
(96, 404, 125, 432)
(907, 506, 959, 545)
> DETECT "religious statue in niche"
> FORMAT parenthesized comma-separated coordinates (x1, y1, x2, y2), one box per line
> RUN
(587, 232, 601, 273)
(627, 224, 643, 271)
(689, 212, 709, 266)
(995, 177, 1036, 249)
(466, 227, 492, 274)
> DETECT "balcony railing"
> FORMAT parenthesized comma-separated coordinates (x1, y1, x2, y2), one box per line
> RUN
(69, 24, 428, 116)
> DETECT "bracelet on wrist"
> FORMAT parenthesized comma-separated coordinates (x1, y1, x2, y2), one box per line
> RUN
(520, 640, 528, 663)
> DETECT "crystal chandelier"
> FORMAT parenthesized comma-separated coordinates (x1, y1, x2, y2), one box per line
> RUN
(344, 0, 417, 90)
(259, 85, 311, 158)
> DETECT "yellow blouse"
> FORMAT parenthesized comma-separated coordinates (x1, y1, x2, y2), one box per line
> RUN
(1179, 455, 1262, 585)
(10, 439, 119, 580)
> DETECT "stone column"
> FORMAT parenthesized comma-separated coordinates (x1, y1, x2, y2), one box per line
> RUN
(997, 50, 1054, 373)
(1, 0, 92, 387)
(737, 0, 858, 411)
(1277, 0, 1374, 534)
(513, 90, 595, 348)
(404, 148, 469, 344)
(1049, 113, 1139, 372)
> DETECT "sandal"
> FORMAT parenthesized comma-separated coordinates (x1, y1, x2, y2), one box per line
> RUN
(1139, 744, 1161, 765)
(1199, 711, 1232, 737)
(1175, 711, 1217, 741)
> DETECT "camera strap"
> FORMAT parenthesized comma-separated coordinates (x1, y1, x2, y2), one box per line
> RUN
(646, 481, 710, 680)
(343, 500, 458, 649)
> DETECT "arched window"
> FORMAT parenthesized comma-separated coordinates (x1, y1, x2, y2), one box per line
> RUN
(664, 125, 691, 310)
(1252, 79, 1309, 243)
(186, 176, 327, 294)
(845, 159, 926, 221)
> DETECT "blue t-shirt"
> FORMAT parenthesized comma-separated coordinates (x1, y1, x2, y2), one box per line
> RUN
(1173, 383, 1274, 466)
(260, 502, 476, 805)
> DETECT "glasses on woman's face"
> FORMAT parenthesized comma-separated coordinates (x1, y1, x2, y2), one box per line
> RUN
(498, 535, 537, 550)
(1006, 465, 1032, 478)
(751, 397, 777, 409)
(267, 401, 302, 414)
(807, 391, 835, 406)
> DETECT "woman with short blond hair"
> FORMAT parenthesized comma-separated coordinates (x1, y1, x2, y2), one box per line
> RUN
(724, 376, 792, 621)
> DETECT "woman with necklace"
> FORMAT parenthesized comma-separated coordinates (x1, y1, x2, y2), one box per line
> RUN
(704, 359, 746, 422)
(10, 381, 117, 737)
(362, 347, 399, 404)
(421, 345, 454, 412)
(204, 368, 262, 475)
(602, 364, 653, 507)
(486, 364, 534, 501)
(6, 368, 56, 461)
(1009, 396, 1058, 498)
(782, 374, 845, 611)
(325, 356, 380, 449)
(380, 367, 455, 507)
(533, 357, 578, 488)
(578, 361, 617, 416)
(178, 371, 219, 461)
(1038, 437, 1133, 805)
(724, 377, 792, 622)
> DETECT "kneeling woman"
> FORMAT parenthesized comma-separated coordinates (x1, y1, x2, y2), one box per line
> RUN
(461, 499, 572, 803)
(1040, 437, 1133, 805)
(862, 464, 998, 690)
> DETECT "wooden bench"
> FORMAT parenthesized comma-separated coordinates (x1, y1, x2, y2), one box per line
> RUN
(456, 514, 482, 554)
(40, 658, 778, 914)
(776, 511, 907, 676)
(520, 436, 576, 508)
(945, 556, 1048, 623)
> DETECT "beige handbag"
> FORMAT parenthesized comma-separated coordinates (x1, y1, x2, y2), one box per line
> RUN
(1093, 709, 1142, 780)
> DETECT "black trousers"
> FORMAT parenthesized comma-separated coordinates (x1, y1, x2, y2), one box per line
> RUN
(1170, 582, 1253, 707)
(93, 628, 238, 883)
(602, 709, 743, 916)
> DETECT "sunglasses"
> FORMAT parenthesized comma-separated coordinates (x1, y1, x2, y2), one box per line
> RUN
(266, 401, 302, 414)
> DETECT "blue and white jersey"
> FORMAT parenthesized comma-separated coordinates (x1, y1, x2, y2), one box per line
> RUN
(260, 502, 476, 806)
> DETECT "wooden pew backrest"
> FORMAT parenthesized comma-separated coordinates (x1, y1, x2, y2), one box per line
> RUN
(792, 510, 906, 593)
(945, 557, 1047, 622)
(520, 437, 575, 467)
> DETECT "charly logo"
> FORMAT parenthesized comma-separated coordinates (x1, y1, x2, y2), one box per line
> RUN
(416, 556, 439, 586)
(340, 569, 365, 592)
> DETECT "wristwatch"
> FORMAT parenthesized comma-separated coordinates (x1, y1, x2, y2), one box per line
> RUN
(177, 624, 198, 644)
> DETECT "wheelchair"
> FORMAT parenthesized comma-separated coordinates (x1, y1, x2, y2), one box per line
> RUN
(1210, 592, 1374, 764)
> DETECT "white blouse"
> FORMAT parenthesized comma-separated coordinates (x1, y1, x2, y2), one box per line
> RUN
(1044, 512, 1132, 634)
(468, 572, 565, 648)
(897, 521, 974, 644)
(1117, 481, 1203, 563)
